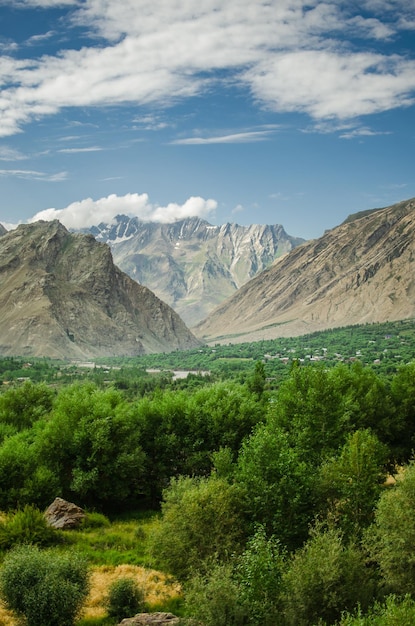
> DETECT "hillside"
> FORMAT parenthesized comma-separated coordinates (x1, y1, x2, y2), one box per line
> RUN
(194, 198, 415, 343)
(0, 220, 200, 358)
(88, 215, 304, 326)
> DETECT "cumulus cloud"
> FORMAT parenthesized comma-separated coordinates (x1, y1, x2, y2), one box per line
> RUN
(0, 0, 414, 138)
(29, 193, 218, 229)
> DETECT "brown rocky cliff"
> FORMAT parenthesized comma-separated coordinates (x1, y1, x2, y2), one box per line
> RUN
(0, 220, 199, 358)
(194, 198, 415, 343)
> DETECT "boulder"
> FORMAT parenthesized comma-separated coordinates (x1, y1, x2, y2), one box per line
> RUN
(44, 497, 86, 529)
(118, 613, 181, 625)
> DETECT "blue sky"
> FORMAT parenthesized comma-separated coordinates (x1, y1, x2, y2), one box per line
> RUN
(0, 0, 414, 240)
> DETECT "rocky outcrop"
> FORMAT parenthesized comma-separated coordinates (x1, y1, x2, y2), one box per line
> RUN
(88, 216, 304, 326)
(44, 497, 85, 529)
(195, 198, 415, 343)
(0, 220, 200, 358)
(118, 613, 180, 625)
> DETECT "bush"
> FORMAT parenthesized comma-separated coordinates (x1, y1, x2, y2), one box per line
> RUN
(81, 511, 111, 530)
(148, 475, 246, 580)
(0, 544, 89, 626)
(0, 504, 57, 549)
(106, 577, 145, 621)
(366, 460, 415, 595)
(282, 525, 374, 626)
(340, 594, 415, 625)
(184, 563, 248, 626)
(236, 526, 286, 626)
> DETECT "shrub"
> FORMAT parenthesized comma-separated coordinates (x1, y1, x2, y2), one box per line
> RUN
(236, 526, 286, 626)
(106, 577, 145, 621)
(81, 511, 111, 530)
(282, 525, 374, 626)
(0, 504, 57, 549)
(340, 594, 415, 625)
(366, 460, 415, 595)
(148, 475, 246, 580)
(0, 544, 89, 626)
(184, 563, 248, 626)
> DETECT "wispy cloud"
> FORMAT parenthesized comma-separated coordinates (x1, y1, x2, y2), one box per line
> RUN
(172, 131, 275, 145)
(57, 146, 103, 153)
(339, 127, 392, 139)
(0, 168, 67, 181)
(0, 1, 414, 137)
(29, 192, 218, 228)
(0, 146, 27, 161)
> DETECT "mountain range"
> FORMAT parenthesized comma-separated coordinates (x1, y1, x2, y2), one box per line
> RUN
(1, 197, 415, 358)
(0, 220, 199, 358)
(195, 198, 415, 343)
(87, 216, 304, 326)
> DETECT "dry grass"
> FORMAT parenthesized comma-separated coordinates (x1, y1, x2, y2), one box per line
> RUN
(0, 564, 181, 625)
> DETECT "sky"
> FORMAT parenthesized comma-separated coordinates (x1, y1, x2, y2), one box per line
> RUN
(0, 0, 414, 240)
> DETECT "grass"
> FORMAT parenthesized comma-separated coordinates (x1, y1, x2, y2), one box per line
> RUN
(0, 510, 183, 626)
(59, 512, 159, 567)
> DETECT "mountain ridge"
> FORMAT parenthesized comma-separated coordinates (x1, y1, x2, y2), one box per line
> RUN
(194, 197, 415, 343)
(87, 215, 304, 326)
(0, 220, 200, 358)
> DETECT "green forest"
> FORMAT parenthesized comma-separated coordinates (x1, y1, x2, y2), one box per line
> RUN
(2, 320, 415, 624)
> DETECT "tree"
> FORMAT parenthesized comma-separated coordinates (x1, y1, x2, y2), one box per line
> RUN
(236, 526, 286, 626)
(184, 563, 247, 626)
(271, 365, 349, 465)
(235, 422, 314, 550)
(246, 360, 267, 397)
(0, 544, 89, 626)
(0, 381, 54, 431)
(318, 429, 387, 539)
(282, 526, 373, 626)
(36, 383, 144, 509)
(367, 460, 415, 595)
(148, 475, 246, 581)
(0, 430, 60, 510)
(340, 595, 415, 625)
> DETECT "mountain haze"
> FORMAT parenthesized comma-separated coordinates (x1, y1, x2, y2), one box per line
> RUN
(89, 216, 304, 326)
(0, 221, 199, 358)
(195, 198, 415, 343)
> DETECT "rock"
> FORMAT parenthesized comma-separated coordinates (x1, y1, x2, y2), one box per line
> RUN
(44, 497, 86, 529)
(118, 613, 181, 625)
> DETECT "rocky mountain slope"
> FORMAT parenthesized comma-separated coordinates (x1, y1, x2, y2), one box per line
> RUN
(194, 198, 415, 343)
(88, 216, 304, 326)
(0, 221, 200, 358)
(0, 224, 7, 236)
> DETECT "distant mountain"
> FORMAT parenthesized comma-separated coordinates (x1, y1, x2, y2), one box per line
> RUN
(194, 198, 415, 343)
(0, 224, 7, 236)
(0, 220, 200, 358)
(88, 216, 304, 326)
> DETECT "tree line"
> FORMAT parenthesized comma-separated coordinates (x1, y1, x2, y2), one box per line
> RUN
(2, 360, 415, 623)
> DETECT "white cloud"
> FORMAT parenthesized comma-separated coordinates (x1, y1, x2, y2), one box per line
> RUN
(0, 168, 67, 180)
(29, 193, 218, 229)
(339, 127, 392, 139)
(57, 146, 103, 153)
(172, 130, 275, 145)
(0, 0, 414, 137)
(0, 146, 26, 160)
(2, 0, 79, 6)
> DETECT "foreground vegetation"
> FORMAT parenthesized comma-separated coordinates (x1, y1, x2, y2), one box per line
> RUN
(2, 320, 415, 624)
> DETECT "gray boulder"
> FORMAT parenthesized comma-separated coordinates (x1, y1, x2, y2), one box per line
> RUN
(118, 613, 180, 625)
(44, 497, 86, 529)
